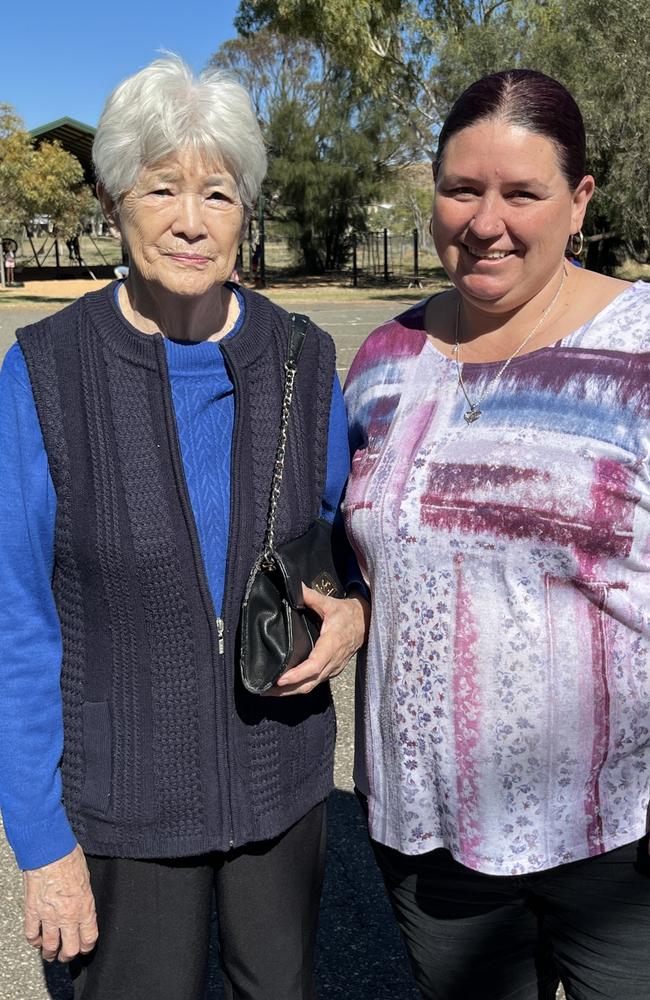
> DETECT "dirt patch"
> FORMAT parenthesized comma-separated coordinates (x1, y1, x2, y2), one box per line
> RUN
(0, 277, 446, 309)
(0, 279, 113, 307)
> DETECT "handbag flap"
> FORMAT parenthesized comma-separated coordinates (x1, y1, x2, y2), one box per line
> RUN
(274, 519, 344, 608)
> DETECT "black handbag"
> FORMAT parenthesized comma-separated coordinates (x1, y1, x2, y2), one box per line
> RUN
(239, 314, 344, 694)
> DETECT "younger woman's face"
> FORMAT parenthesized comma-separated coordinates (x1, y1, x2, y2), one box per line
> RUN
(432, 118, 594, 312)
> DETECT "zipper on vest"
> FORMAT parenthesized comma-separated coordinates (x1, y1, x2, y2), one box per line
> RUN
(216, 615, 233, 847)
(153, 334, 234, 850)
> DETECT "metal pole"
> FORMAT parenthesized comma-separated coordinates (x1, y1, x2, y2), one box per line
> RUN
(352, 234, 358, 288)
(408, 228, 423, 289)
(258, 194, 266, 288)
(54, 238, 60, 270)
(383, 228, 389, 283)
(0, 243, 5, 288)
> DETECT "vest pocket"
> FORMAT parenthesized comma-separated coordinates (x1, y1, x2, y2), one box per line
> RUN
(81, 701, 112, 814)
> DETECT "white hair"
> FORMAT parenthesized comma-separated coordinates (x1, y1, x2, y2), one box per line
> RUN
(92, 54, 267, 213)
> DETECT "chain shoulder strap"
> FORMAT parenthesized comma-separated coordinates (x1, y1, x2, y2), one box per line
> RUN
(261, 313, 310, 567)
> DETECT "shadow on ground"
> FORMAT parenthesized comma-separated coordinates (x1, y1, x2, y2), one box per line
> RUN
(0, 294, 74, 306)
(39, 790, 417, 1000)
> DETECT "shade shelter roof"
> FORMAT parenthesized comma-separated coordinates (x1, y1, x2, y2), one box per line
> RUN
(30, 117, 96, 186)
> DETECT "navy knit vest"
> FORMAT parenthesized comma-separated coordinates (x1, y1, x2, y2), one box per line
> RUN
(17, 282, 336, 858)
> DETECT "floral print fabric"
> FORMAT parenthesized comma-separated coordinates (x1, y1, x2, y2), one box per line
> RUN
(344, 283, 650, 875)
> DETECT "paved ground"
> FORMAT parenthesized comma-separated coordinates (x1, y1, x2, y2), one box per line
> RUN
(0, 290, 565, 1000)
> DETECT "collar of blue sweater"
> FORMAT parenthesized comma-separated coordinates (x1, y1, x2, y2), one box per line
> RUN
(82, 280, 288, 372)
(112, 280, 245, 379)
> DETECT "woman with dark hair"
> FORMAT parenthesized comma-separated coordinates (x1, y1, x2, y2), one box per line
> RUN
(344, 69, 650, 999)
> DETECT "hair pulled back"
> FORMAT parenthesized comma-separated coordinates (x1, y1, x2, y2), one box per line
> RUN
(435, 69, 586, 190)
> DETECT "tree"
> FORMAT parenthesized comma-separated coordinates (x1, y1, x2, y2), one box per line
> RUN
(235, 0, 650, 270)
(0, 104, 95, 240)
(210, 29, 318, 125)
(0, 104, 33, 234)
(374, 162, 435, 250)
(267, 82, 398, 270)
(210, 32, 404, 272)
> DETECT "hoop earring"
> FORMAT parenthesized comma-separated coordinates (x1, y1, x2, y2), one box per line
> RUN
(569, 231, 584, 256)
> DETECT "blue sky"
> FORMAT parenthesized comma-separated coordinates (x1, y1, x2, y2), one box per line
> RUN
(3, 0, 242, 130)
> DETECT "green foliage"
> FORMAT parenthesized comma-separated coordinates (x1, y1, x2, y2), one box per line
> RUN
(209, 28, 319, 124)
(236, 0, 650, 268)
(0, 104, 33, 234)
(211, 32, 404, 271)
(235, 0, 403, 73)
(0, 104, 95, 239)
(375, 162, 434, 247)
(266, 84, 395, 270)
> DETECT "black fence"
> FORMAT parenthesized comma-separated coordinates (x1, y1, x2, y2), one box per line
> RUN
(251, 228, 440, 287)
(4, 225, 441, 287)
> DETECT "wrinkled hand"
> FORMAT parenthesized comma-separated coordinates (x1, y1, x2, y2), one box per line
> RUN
(23, 844, 98, 963)
(266, 585, 370, 696)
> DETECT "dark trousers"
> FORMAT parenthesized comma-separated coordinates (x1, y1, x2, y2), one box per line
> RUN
(372, 834, 650, 1000)
(71, 802, 327, 1000)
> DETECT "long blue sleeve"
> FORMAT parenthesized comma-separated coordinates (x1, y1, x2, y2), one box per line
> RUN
(0, 344, 77, 869)
(321, 376, 367, 595)
(320, 376, 349, 522)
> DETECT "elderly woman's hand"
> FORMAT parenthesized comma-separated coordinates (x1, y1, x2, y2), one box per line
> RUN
(266, 585, 370, 697)
(23, 844, 98, 963)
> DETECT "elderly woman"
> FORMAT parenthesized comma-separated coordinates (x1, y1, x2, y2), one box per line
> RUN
(344, 70, 650, 1000)
(0, 56, 368, 1000)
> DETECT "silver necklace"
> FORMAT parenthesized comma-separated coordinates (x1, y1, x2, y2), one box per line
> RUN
(453, 266, 567, 424)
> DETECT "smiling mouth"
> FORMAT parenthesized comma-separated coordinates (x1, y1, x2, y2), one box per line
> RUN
(169, 250, 209, 260)
(463, 246, 514, 260)
(167, 252, 211, 262)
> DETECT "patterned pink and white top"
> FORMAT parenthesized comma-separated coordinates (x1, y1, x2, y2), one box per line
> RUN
(343, 282, 650, 876)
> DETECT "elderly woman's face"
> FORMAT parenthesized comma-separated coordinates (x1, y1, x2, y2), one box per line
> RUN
(432, 119, 593, 312)
(114, 149, 244, 297)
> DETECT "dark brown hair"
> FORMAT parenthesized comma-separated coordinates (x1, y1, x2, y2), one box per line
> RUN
(435, 69, 586, 190)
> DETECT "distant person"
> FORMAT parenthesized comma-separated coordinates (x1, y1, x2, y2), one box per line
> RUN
(66, 233, 83, 264)
(344, 68, 650, 1000)
(3, 246, 15, 285)
(0, 55, 368, 1000)
(251, 240, 262, 286)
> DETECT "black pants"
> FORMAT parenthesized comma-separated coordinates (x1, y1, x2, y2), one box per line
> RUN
(71, 802, 326, 1000)
(372, 834, 650, 1000)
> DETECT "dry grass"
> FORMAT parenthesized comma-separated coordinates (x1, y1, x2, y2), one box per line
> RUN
(0, 276, 449, 309)
(616, 260, 650, 282)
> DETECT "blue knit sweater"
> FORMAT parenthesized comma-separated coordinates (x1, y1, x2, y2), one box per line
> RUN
(0, 287, 353, 869)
